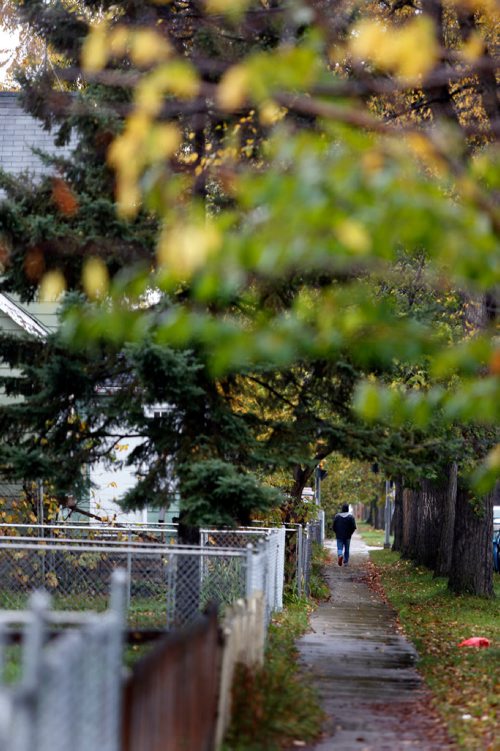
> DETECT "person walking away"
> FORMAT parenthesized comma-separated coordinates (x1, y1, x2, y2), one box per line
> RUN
(333, 504, 356, 566)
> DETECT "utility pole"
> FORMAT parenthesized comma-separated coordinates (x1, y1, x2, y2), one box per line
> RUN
(315, 468, 321, 506)
(315, 462, 328, 506)
(384, 480, 392, 549)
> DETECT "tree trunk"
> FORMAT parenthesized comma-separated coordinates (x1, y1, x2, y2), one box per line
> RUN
(392, 478, 404, 552)
(176, 517, 201, 624)
(434, 463, 458, 577)
(283, 463, 314, 522)
(448, 483, 494, 597)
(374, 501, 385, 530)
(401, 486, 419, 559)
(413, 477, 447, 569)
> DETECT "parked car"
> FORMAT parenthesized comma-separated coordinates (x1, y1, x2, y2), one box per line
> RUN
(493, 506, 500, 573)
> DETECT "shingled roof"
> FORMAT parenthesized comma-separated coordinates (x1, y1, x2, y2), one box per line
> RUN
(0, 92, 72, 179)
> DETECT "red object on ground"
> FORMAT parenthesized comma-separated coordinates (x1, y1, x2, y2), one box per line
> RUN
(458, 637, 490, 648)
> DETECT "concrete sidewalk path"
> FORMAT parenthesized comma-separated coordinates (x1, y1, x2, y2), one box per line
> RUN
(295, 533, 455, 751)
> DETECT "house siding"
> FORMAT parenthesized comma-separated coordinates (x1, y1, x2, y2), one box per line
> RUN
(0, 92, 73, 189)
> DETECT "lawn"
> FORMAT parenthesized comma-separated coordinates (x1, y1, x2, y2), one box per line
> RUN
(356, 520, 387, 548)
(369, 548, 499, 751)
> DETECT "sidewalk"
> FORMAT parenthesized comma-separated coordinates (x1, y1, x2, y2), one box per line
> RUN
(295, 533, 456, 750)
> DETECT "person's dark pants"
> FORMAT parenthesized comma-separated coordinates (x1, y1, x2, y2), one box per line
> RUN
(336, 537, 351, 564)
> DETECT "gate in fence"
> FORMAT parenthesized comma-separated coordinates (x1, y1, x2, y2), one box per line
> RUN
(0, 570, 126, 751)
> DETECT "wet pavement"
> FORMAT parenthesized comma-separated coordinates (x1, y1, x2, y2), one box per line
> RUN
(294, 534, 456, 750)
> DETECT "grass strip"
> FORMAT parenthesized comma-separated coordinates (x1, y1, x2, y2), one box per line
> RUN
(224, 544, 328, 751)
(356, 520, 386, 548)
(369, 547, 499, 751)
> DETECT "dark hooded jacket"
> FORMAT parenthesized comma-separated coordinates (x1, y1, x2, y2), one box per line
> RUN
(333, 511, 356, 539)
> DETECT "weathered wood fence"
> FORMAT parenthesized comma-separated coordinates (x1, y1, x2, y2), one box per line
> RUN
(122, 607, 220, 751)
(122, 593, 266, 751)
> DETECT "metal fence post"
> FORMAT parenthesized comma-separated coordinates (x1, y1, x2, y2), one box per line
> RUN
(38, 481, 46, 589)
(17, 590, 50, 751)
(108, 570, 127, 751)
(110, 569, 127, 625)
(245, 543, 254, 598)
(126, 532, 132, 608)
(0, 625, 5, 684)
(22, 590, 50, 689)
(297, 524, 303, 597)
(304, 523, 311, 597)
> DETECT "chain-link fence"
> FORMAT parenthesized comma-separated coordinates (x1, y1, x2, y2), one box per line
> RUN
(0, 540, 242, 629)
(0, 570, 126, 751)
(0, 518, 323, 616)
(201, 527, 286, 616)
(298, 520, 323, 597)
(0, 522, 178, 544)
(0, 532, 286, 628)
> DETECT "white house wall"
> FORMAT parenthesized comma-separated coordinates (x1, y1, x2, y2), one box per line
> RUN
(0, 92, 73, 196)
(89, 435, 148, 524)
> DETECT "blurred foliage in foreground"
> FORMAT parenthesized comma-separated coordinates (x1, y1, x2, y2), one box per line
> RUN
(0, 0, 498, 508)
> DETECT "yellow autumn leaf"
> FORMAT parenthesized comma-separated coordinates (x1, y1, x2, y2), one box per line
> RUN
(39, 270, 66, 301)
(134, 66, 199, 116)
(116, 179, 142, 219)
(336, 220, 371, 254)
(217, 65, 250, 111)
(485, 443, 500, 469)
(157, 222, 221, 277)
(396, 18, 439, 79)
(127, 111, 152, 139)
(259, 99, 286, 126)
(406, 133, 448, 176)
(205, 0, 251, 15)
(351, 17, 438, 80)
(107, 113, 150, 169)
(82, 256, 109, 300)
(136, 62, 200, 114)
(130, 28, 172, 67)
(109, 26, 129, 57)
(81, 22, 109, 72)
(461, 32, 484, 62)
(107, 137, 140, 179)
(350, 21, 386, 65)
(148, 123, 181, 158)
